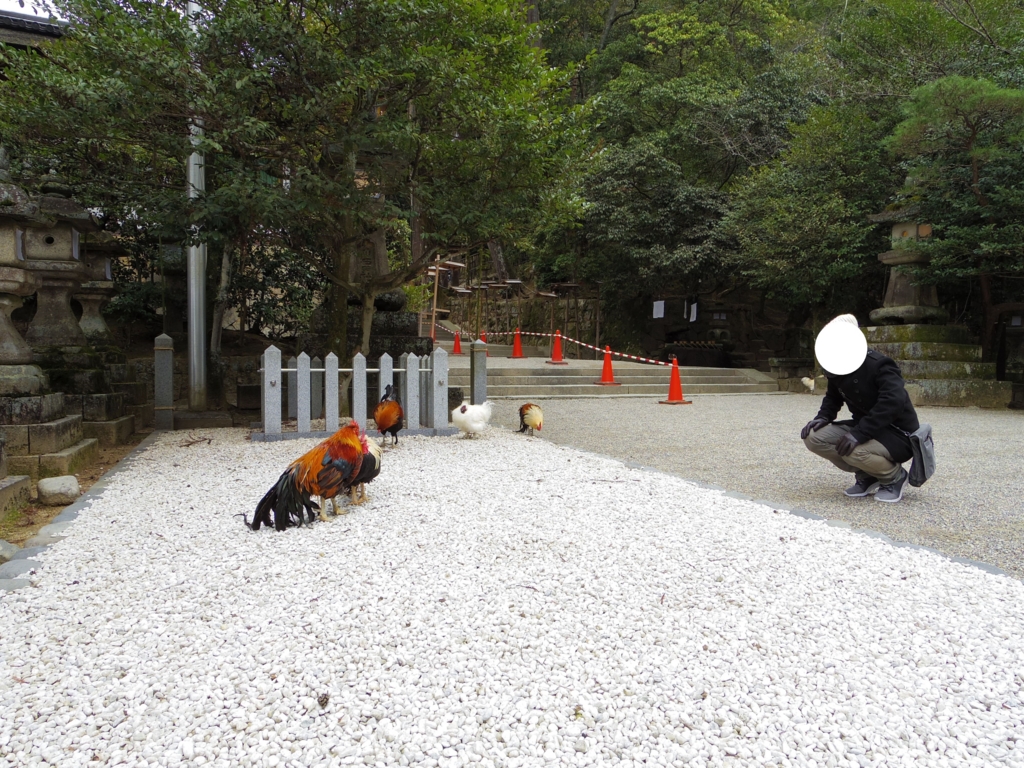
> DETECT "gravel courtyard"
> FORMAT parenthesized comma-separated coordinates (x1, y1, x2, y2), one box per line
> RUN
(489, 394, 1024, 579)
(2, 428, 1023, 767)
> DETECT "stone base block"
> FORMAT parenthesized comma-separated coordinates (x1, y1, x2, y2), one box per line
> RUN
(0, 393, 65, 425)
(870, 342, 982, 363)
(905, 379, 1013, 408)
(868, 305, 949, 325)
(37, 475, 80, 506)
(863, 324, 973, 345)
(66, 393, 125, 421)
(28, 415, 83, 455)
(0, 365, 49, 396)
(897, 359, 996, 380)
(127, 402, 153, 428)
(0, 474, 30, 517)
(38, 438, 99, 479)
(173, 411, 233, 430)
(45, 368, 106, 395)
(0, 424, 27, 455)
(83, 415, 135, 447)
(112, 381, 148, 405)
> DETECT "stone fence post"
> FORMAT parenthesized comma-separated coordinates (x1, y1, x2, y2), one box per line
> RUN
(297, 353, 310, 433)
(262, 345, 282, 435)
(324, 352, 339, 433)
(400, 352, 420, 430)
(471, 340, 487, 405)
(352, 353, 367, 431)
(426, 347, 448, 428)
(154, 333, 174, 430)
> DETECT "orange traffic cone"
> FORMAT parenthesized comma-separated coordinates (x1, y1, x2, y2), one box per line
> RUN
(594, 346, 621, 386)
(509, 328, 526, 359)
(546, 329, 569, 365)
(481, 331, 490, 357)
(660, 357, 691, 404)
(452, 332, 463, 355)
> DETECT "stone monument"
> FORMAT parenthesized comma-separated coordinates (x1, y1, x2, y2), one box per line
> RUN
(864, 207, 1012, 407)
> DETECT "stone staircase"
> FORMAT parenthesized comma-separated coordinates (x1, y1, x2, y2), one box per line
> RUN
(865, 325, 1013, 408)
(1, 393, 98, 480)
(438, 341, 779, 398)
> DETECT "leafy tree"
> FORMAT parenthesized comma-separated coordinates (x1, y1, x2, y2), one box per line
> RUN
(887, 75, 1024, 355)
(2, 0, 579, 363)
(724, 104, 900, 323)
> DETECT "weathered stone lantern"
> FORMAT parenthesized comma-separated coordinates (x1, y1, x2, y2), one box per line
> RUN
(22, 175, 98, 350)
(867, 208, 948, 325)
(0, 155, 48, 395)
(74, 230, 120, 345)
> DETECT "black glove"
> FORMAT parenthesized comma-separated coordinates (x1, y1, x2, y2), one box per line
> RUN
(800, 418, 830, 440)
(835, 432, 860, 457)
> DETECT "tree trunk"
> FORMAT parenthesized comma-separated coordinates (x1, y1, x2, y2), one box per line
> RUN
(360, 292, 377, 359)
(487, 239, 508, 282)
(599, 0, 621, 50)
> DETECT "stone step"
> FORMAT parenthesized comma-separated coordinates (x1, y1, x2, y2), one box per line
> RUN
(65, 392, 126, 421)
(127, 402, 154, 428)
(864, 324, 974, 345)
(0, 474, 30, 517)
(481, 382, 780, 397)
(905, 379, 1013, 408)
(173, 411, 234, 430)
(43, 369, 106, 395)
(0, 414, 83, 457)
(872, 342, 981, 362)
(9, 437, 99, 480)
(0, 393, 65, 425)
(450, 374, 757, 386)
(83, 415, 136, 447)
(111, 381, 148, 405)
(896, 360, 996, 380)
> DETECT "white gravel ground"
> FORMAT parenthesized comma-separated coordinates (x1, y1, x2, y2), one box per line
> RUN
(1, 428, 1023, 768)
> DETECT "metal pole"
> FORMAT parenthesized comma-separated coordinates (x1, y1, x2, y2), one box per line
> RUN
(430, 259, 441, 343)
(187, 0, 207, 411)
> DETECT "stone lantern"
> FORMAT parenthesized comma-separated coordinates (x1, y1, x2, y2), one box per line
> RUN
(0, 154, 48, 395)
(74, 231, 121, 345)
(867, 209, 948, 325)
(22, 175, 99, 350)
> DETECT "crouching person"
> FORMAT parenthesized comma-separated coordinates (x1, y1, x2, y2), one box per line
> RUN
(801, 314, 919, 503)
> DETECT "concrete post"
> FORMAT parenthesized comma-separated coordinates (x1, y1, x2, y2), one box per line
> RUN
(471, 340, 487, 405)
(154, 333, 174, 430)
(324, 352, 339, 432)
(428, 347, 448, 428)
(286, 355, 297, 419)
(311, 356, 323, 420)
(401, 353, 420, 430)
(419, 354, 429, 426)
(263, 345, 282, 435)
(378, 353, 393, 400)
(297, 353, 310, 433)
(352, 352, 367, 431)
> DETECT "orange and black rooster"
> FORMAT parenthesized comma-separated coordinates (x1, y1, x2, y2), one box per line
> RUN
(245, 419, 364, 531)
(373, 384, 404, 446)
(517, 403, 543, 437)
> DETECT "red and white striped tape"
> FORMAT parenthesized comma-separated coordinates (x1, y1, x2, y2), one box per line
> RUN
(434, 324, 719, 367)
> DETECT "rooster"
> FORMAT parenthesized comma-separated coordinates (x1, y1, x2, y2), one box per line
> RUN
(452, 401, 492, 438)
(245, 419, 364, 531)
(373, 384, 404, 446)
(517, 403, 543, 436)
(344, 435, 383, 507)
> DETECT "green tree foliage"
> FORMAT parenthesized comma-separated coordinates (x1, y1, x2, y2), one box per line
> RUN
(1, 0, 580, 358)
(725, 105, 900, 319)
(887, 75, 1024, 352)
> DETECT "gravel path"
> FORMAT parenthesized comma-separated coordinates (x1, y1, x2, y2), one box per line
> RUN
(2, 428, 1024, 767)
(489, 395, 1024, 580)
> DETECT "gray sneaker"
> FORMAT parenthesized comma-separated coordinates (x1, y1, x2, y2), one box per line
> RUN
(875, 468, 909, 503)
(844, 476, 880, 497)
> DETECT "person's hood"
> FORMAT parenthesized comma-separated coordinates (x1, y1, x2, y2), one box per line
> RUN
(815, 314, 867, 376)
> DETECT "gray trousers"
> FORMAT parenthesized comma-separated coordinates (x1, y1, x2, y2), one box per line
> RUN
(803, 423, 901, 484)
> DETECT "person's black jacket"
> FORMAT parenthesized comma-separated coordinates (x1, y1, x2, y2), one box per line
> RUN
(815, 350, 920, 463)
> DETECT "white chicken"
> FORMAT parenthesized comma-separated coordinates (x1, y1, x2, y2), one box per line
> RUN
(452, 401, 492, 438)
(801, 376, 816, 393)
